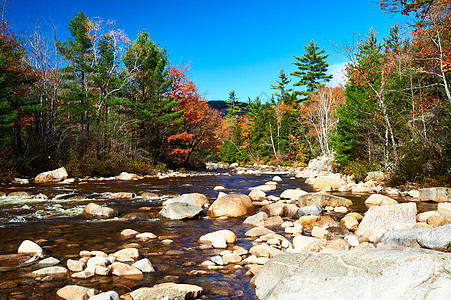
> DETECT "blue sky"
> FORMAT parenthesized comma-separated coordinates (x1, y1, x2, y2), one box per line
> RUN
(7, 0, 408, 101)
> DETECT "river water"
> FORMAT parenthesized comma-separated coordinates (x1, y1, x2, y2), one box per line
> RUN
(0, 171, 436, 299)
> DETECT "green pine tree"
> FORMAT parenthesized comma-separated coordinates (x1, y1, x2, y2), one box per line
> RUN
(270, 69, 293, 104)
(291, 40, 332, 100)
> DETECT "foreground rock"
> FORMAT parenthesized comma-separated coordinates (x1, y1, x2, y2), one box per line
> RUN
(417, 224, 451, 251)
(251, 248, 451, 300)
(82, 203, 118, 219)
(207, 194, 255, 218)
(130, 283, 203, 300)
(356, 203, 417, 236)
(17, 240, 43, 255)
(163, 193, 209, 207)
(34, 167, 68, 183)
(56, 285, 97, 300)
(158, 202, 203, 220)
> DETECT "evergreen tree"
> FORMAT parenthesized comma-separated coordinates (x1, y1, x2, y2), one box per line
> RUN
(291, 40, 332, 100)
(270, 69, 293, 104)
(123, 30, 184, 162)
(225, 90, 242, 119)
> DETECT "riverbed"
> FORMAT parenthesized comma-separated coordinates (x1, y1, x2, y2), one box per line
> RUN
(0, 171, 436, 299)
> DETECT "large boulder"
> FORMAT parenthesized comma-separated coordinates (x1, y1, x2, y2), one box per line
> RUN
(34, 167, 68, 183)
(163, 193, 209, 207)
(82, 203, 118, 219)
(251, 248, 451, 300)
(417, 224, 451, 251)
(158, 202, 203, 220)
(356, 203, 417, 236)
(130, 283, 203, 300)
(207, 194, 255, 218)
(312, 175, 346, 190)
(115, 172, 141, 180)
(419, 187, 451, 202)
(298, 193, 353, 208)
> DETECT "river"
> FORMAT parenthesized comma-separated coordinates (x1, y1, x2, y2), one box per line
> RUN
(0, 170, 436, 299)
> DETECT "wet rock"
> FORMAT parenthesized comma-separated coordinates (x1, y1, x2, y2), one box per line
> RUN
(140, 192, 159, 198)
(18, 240, 43, 255)
(113, 248, 139, 261)
(245, 227, 274, 238)
(292, 204, 322, 218)
(163, 193, 209, 207)
(260, 202, 285, 217)
(67, 259, 85, 272)
(375, 228, 430, 248)
(292, 235, 323, 253)
(120, 212, 151, 220)
(417, 224, 451, 251)
(419, 187, 451, 202)
(130, 283, 203, 300)
(249, 245, 283, 258)
(249, 189, 267, 201)
(34, 167, 68, 183)
(88, 291, 120, 300)
(82, 203, 118, 219)
(207, 194, 255, 218)
(243, 212, 268, 226)
(121, 229, 139, 239)
(249, 184, 277, 192)
(356, 203, 417, 236)
(252, 248, 451, 300)
(135, 232, 157, 241)
(298, 193, 353, 208)
(280, 189, 308, 200)
(56, 285, 96, 300)
(109, 192, 135, 199)
(72, 266, 95, 279)
(37, 257, 60, 267)
(158, 202, 203, 220)
(132, 258, 155, 273)
(264, 216, 284, 227)
(111, 262, 143, 277)
(115, 172, 141, 180)
(199, 230, 236, 248)
(365, 194, 398, 206)
(31, 266, 68, 277)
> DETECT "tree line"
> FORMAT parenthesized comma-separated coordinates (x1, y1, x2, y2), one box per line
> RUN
(1, 0, 450, 186)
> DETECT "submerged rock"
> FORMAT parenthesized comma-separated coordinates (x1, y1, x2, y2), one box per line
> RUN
(251, 248, 451, 300)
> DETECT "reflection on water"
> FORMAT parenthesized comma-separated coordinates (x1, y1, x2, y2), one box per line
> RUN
(0, 173, 436, 299)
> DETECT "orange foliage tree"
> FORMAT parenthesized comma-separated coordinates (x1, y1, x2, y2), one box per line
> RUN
(167, 66, 222, 164)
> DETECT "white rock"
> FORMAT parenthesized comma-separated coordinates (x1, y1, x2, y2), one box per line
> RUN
(18, 240, 43, 255)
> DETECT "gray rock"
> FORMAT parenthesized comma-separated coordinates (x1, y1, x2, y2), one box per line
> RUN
(211, 255, 226, 265)
(356, 203, 417, 236)
(31, 266, 68, 277)
(130, 283, 203, 300)
(298, 193, 353, 208)
(419, 187, 451, 202)
(375, 228, 430, 248)
(292, 204, 322, 218)
(163, 193, 209, 207)
(243, 212, 268, 226)
(89, 291, 120, 300)
(417, 224, 451, 251)
(251, 248, 451, 300)
(131, 258, 155, 273)
(158, 202, 203, 220)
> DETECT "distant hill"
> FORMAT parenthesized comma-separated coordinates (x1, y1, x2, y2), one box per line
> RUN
(207, 100, 248, 117)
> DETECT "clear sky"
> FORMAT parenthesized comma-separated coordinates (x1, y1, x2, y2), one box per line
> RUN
(7, 0, 408, 102)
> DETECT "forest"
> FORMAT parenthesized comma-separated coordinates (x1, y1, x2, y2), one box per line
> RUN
(0, 0, 450, 186)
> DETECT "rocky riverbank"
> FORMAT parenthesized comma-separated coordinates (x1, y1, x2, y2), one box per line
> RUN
(1, 161, 450, 299)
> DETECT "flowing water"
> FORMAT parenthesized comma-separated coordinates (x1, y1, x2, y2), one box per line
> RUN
(0, 171, 437, 299)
